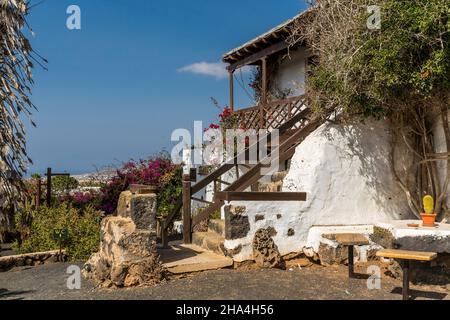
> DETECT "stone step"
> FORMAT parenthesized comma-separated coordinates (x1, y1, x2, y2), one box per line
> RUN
(192, 232, 208, 248)
(258, 180, 283, 192)
(192, 231, 226, 256)
(202, 232, 226, 255)
(159, 243, 233, 274)
(271, 171, 288, 183)
(208, 219, 225, 237)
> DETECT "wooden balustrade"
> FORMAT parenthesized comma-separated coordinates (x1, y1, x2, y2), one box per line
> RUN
(233, 95, 307, 130)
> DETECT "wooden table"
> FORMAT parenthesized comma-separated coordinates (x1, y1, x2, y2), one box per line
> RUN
(335, 233, 370, 278)
(376, 249, 437, 300)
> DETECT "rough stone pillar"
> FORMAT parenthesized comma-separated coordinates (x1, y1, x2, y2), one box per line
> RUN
(83, 188, 165, 287)
(117, 190, 157, 231)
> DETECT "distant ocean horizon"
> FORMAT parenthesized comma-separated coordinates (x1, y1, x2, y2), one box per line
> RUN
(25, 166, 118, 178)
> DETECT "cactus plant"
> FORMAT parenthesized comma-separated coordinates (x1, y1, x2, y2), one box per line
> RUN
(423, 195, 434, 215)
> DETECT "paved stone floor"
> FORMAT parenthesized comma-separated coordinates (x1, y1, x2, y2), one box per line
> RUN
(0, 262, 449, 300)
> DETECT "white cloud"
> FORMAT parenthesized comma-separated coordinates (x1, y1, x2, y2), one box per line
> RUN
(177, 61, 254, 80)
(178, 61, 229, 79)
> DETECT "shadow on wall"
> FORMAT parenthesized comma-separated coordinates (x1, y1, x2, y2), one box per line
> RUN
(321, 120, 415, 219)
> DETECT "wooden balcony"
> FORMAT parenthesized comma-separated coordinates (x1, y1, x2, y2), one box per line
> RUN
(233, 95, 308, 131)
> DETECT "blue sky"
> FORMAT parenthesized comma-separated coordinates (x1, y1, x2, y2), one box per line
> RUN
(26, 0, 307, 174)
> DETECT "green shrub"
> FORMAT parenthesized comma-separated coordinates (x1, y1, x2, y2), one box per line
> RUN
(157, 166, 182, 217)
(14, 204, 103, 261)
(52, 176, 79, 195)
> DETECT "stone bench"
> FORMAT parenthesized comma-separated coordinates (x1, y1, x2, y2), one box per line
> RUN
(376, 249, 437, 300)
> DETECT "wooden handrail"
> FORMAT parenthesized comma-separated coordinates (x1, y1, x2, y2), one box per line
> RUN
(233, 106, 259, 115)
(232, 96, 305, 115)
(191, 164, 234, 194)
(266, 96, 307, 107)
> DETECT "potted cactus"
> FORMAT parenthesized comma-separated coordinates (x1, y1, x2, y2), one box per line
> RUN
(421, 195, 437, 227)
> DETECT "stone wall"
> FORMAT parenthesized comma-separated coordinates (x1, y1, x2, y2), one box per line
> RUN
(0, 250, 67, 272)
(223, 120, 415, 262)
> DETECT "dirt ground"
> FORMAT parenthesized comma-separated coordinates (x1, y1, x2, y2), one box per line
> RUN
(0, 262, 449, 300)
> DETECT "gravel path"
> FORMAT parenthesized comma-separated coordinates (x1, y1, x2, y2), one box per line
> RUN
(0, 263, 448, 300)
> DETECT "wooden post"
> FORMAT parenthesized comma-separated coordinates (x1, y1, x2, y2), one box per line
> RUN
(229, 70, 235, 113)
(36, 178, 41, 209)
(46, 167, 52, 207)
(161, 221, 169, 248)
(402, 261, 410, 300)
(182, 174, 192, 244)
(158, 218, 168, 248)
(348, 245, 354, 278)
(260, 57, 268, 129)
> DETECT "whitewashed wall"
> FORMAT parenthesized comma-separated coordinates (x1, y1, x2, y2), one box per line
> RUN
(271, 47, 309, 97)
(432, 110, 450, 212)
(224, 120, 415, 261)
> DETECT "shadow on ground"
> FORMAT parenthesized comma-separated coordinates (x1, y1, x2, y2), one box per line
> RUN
(0, 288, 34, 300)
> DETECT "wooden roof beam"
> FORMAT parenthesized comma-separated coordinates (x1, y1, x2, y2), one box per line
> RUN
(227, 41, 289, 72)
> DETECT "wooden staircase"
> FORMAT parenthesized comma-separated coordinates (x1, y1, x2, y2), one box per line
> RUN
(159, 95, 331, 248)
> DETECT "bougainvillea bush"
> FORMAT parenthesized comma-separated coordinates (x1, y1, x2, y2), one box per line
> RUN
(58, 190, 98, 210)
(96, 153, 182, 217)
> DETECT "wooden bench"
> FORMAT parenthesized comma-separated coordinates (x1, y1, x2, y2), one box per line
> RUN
(335, 233, 370, 278)
(376, 249, 437, 300)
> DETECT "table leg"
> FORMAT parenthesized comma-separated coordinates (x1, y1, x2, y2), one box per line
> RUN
(402, 260, 410, 300)
(348, 245, 354, 278)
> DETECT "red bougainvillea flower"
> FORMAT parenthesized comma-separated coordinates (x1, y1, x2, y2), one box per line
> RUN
(219, 106, 232, 119)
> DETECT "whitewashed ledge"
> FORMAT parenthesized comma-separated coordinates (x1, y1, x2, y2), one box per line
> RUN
(374, 220, 450, 253)
(0, 250, 67, 272)
(298, 221, 450, 265)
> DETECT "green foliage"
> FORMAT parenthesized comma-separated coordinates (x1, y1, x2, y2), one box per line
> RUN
(14, 204, 102, 261)
(293, 0, 449, 218)
(96, 153, 182, 217)
(31, 173, 41, 180)
(304, 0, 449, 118)
(157, 166, 183, 217)
(52, 176, 79, 194)
(14, 201, 34, 242)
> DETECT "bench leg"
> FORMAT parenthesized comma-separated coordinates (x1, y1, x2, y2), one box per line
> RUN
(348, 245, 354, 278)
(402, 260, 410, 300)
